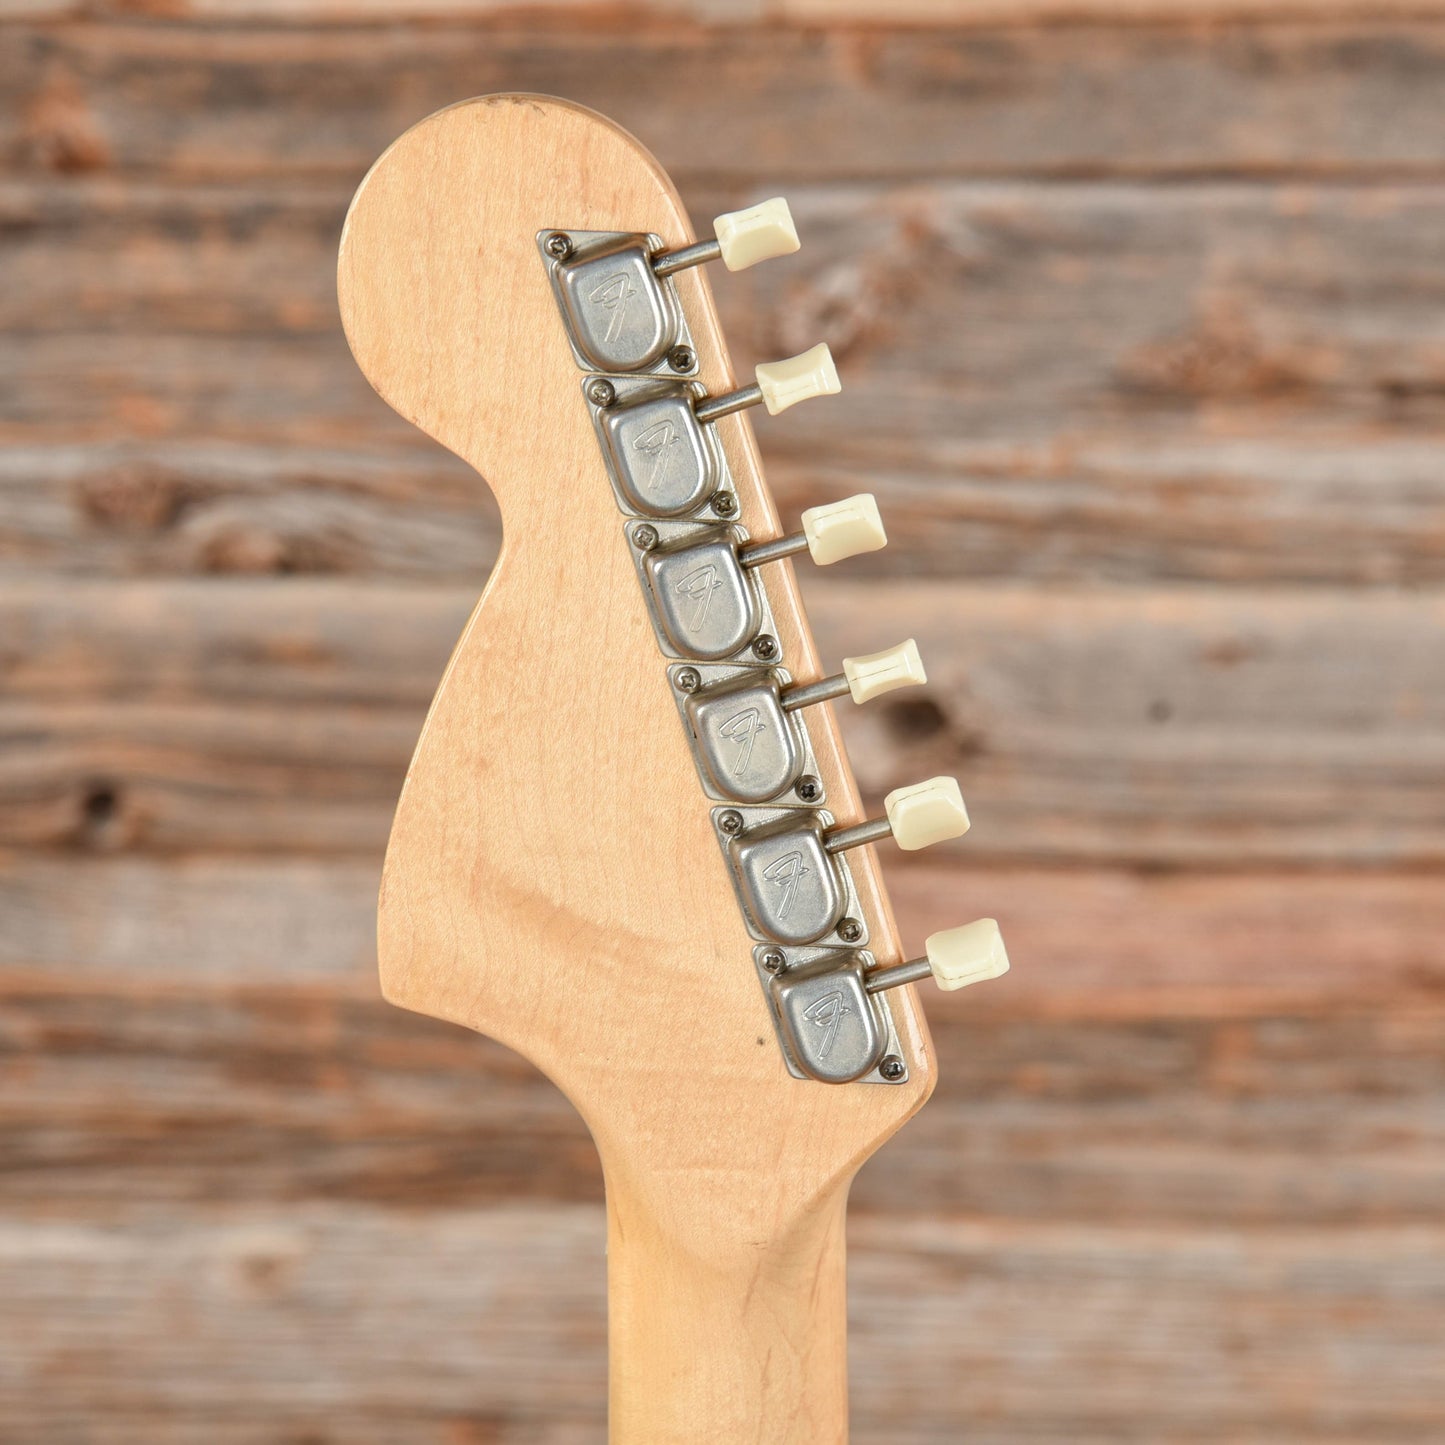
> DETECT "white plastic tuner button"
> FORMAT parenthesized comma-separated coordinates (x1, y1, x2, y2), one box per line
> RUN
(884, 775, 970, 851)
(801, 492, 887, 566)
(927, 920, 1010, 991)
(713, 197, 800, 272)
(843, 639, 926, 705)
(755, 343, 841, 416)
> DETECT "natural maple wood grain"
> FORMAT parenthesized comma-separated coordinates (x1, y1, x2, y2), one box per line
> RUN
(338, 94, 943, 1443)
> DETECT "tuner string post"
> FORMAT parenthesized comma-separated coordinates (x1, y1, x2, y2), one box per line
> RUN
(651, 238, 722, 278)
(865, 920, 1010, 995)
(783, 641, 926, 714)
(693, 383, 764, 426)
(740, 494, 888, 573)
(826, 775, 971, 855)
(737, 532, 810, 569)
(824, 817, 894, 855)
(779, 674, 853, 712)
(863, 958, 934, 995)
(653, 197, 800, 279)
(694, 343, 841, 427)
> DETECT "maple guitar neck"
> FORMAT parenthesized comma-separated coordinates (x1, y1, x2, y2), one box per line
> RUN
(339, 93, 1006, 1443)
(606, 1168, 850, 1439)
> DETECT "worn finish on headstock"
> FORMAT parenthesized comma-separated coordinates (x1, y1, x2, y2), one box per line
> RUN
(339, 94, 934, 1442)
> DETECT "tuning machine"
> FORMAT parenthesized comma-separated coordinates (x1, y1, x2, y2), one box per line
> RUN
(672, 640, 926, 804)
(629, 493, 888, 661)
(759, 922, 1010, 1085)
(538, 197, 1007, 1090)
(716, 777, 972, 948)
(542, 199, 799, 375)
(587, 344, 840, 519)
(865, 920, 1011, 994)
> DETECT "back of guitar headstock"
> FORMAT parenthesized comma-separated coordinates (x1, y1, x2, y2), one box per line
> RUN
(339, 94, 1007, 1439)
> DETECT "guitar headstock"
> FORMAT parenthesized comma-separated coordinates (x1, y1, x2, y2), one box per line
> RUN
(338, 96, 1006, 1221)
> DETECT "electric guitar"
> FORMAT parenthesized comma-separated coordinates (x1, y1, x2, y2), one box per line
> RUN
(338, 93, 1008, 1444)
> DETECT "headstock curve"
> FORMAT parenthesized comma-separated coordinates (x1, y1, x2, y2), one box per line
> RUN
(339, 93, 940, 1232)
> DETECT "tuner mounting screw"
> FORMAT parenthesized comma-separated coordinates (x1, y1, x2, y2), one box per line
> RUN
(676, 667, 701, 693)
(718, 810, 744, 836)
(838, 918, 863, 943)
(712, 492, 737, 518)
(545, 232, 573, 260)
(879, 1055, 906, 1082)
(586, 378, 616, 407)
(761, 949, 786, 973)
(795, 775, 821, 803)
(752, 634, 778, 661)
(632, 523, 659, 550)
(668, 344, 696, 373)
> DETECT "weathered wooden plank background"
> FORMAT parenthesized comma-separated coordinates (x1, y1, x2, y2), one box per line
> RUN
(2, 3, 1443, 1441)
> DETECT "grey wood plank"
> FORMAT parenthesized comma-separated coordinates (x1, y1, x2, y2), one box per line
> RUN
(821, 580, 1445, 867)
(7, 427, 1445, 588)
(5, 181, 1444, 590)
(6, 855, 1443, 1008)
(0, 1204, 1440, 1441)
(1, 578, 1440, 864)
(741, 181, 1445, 462)
(3, 976, 1444, 1225)
(0, 855, 383, 982)
(0, 439, 501, 581)
(6, 22, 1445, 183)
(15, 0, 1445, 20)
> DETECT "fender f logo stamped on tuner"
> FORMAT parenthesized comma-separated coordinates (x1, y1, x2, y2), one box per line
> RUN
(761, 848, 809, 917)
(674, 562, 722, 631)
(588, 270, 638, 346)
(546, 198, 799, 373)
(803, 989, 851, 1058)
(718, 705, 766, 776)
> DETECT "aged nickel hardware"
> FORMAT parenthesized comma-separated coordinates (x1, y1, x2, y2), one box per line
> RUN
(541, 216, 1006, 1087)
(763, 922, 1010, 1084)
(670, 662, 821, 803)
(638, 523, 763, 659)
(766, 949, 887, 1085)
(718, 777, 971, 946)
(542, 199, 799, 374)
(632, 493, 890, 659)
(678, 641, 926, 803)
(586, 344, 839, 518)
(726, 811, 851, 947)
